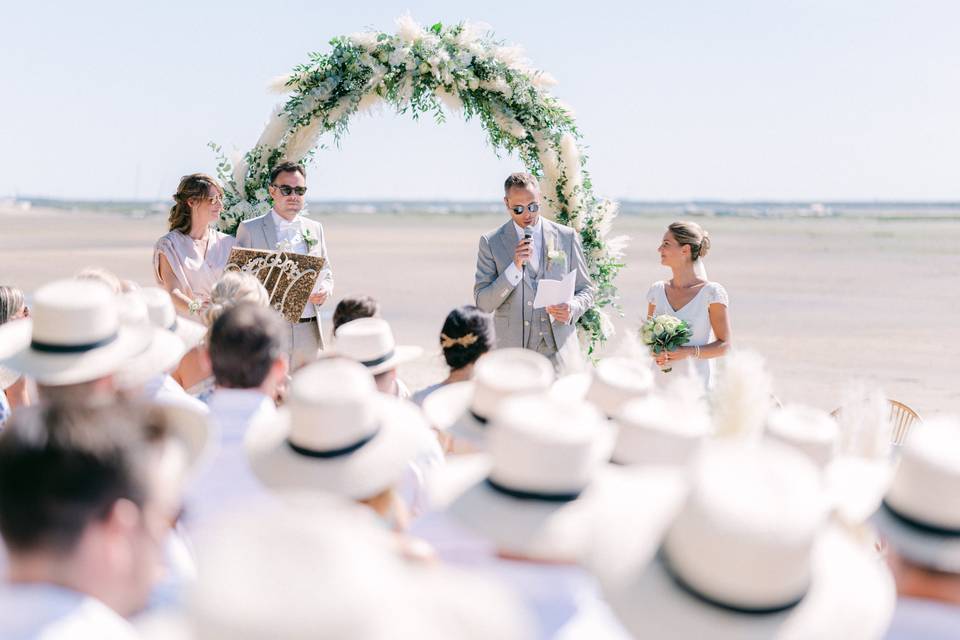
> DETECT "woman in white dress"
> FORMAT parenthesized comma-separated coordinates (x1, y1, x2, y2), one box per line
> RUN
(645, 221, 730, 388)
(153, 174, 236, 318)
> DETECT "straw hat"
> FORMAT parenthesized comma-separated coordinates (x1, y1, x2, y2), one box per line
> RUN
(430, 393, 686, 562)
(334, 317, 422, 375)
(139, 498, 534, 640)
(140, 287, 207, 351)
(612, 395, 711, 466)
(0, 319, 31, 390)
(246, 358, 434, 500)
(422, 348, 554, 446)
(0, 280, 153, 386)
(114, 291, 189, 390)
(873, 416, 960, 573)
(764, 404, 895, 525)
(551, 357, 654, 418)
(605, 440, 895, 639)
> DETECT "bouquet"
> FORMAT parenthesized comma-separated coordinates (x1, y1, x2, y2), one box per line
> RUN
(641, 314, 693, 373)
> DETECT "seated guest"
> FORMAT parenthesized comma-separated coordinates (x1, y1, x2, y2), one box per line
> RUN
(0, 279, 152, 405)
(1, 285, 31, 424)
(331, 294, 380, 336)
(75, 266, 124, 294)
(153, 173, 236, 318)
(0, 400, 207, 638)
(116, 288, 208, 415)
(185, 303, 288, 528)
(172, 271, 270, 400)
(427, 394, 661, 638)
(334, 317, 421, 399)
(874, 416, 960, 639)
(412, 305, 494, 407)
(246, 358, 436, 533)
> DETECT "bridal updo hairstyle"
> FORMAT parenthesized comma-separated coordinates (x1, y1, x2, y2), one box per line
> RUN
(668, 221, 711, 261)
(169, 173, 223, 234)
(439, 305, 494, 371)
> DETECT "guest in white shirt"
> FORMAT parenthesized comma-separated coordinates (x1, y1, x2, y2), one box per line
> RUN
(874, 417, 960, 639)
(0, 400, 207, 639)
(185, 303, 289, 529)
(235, 161, 334, 370)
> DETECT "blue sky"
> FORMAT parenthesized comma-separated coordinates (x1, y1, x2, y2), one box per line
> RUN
(2, 1, 958, 201)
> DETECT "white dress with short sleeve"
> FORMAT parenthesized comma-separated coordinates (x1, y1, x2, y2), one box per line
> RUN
(153, 229, 236, 316)
(645, 280, 729, 388)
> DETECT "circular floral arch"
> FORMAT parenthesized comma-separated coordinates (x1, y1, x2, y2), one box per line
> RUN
(212, 15, 626, 354)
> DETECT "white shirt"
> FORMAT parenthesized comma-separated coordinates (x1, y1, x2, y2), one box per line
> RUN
(885, 596, 960, 639)
(503, 217, 543, 286)
(270, 210, 327, 319)
(185, 388, 277, 530)
(141, 374, 209, 415)
(0, 583, 139, 640)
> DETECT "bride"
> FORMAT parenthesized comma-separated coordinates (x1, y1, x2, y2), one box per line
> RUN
(645, 221, 730, 387)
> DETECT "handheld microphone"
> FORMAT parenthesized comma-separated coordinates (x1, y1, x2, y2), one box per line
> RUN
(521, 226, 533, 349)
(522, 226, 533, 266)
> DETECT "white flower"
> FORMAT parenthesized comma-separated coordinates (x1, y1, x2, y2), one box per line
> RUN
(479, 77, 513, 100)
(349, 31, 380, 51)
(256, 105, 291, 152)
(599, 310, 616, 340)
(531, 71, 558, 88)
(436, 88, 462, 112)
(254, 188, 269, 202)
(456, 50, 474, 66)
(388, 46, 410, 68)
(396, 14, 424, 44)
(492, 110, 526, 139)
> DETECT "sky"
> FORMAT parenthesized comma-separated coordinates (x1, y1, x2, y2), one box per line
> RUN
(2, 0, 958, 202)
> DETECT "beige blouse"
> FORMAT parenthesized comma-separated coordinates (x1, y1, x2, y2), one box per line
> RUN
(153, 229, 236, 306)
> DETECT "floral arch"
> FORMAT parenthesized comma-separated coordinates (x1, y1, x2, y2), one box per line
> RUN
(212, 16, 626, 353)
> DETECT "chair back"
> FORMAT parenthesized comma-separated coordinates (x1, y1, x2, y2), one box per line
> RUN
(829, 399, 921, 446)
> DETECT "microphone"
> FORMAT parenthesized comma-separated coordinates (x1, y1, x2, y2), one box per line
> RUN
(522, 226, 533, 266)
(521, 226, 533, 350)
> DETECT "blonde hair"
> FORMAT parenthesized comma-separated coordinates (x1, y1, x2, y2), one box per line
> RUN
(667, 221, 711, 261)
(203, 272, 270, 327)
(0, 285, 25, 325)
(169, 173, 222, 234)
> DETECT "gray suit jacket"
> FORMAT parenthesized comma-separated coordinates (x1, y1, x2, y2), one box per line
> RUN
(235, 212, 334, 344)
(474, 218, 594, 372)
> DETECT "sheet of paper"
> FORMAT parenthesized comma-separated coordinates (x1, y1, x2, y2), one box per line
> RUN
(533, 270, 576, 308)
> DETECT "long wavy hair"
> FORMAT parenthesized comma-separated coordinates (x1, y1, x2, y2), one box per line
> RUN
(168, 173, 223, 234)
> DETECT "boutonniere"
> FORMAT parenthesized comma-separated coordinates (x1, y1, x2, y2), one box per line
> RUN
(546, 237, 566, 267)
(301, 228, 318, 252)
(275, 239, 295, 253)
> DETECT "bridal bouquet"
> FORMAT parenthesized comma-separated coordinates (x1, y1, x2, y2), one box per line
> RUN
(641, 314, 693, 373)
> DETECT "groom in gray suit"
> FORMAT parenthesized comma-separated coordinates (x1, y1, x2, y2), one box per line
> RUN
(474, 173, 595, 373)
(236, 161, 334, 369)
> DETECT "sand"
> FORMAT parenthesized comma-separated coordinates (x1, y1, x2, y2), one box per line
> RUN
(1, 205, 957, 417)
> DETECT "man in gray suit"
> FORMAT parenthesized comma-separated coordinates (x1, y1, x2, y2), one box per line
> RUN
(474, 172, 595, 373)
(236, 161, 334, 369)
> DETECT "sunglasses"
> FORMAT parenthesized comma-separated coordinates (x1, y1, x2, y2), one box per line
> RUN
(206, 195, 224, 205)
(509, 202, 540, 215)
(273, 184, 308, 197)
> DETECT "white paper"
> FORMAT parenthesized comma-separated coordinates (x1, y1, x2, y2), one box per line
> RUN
(533, 270, 576, 308)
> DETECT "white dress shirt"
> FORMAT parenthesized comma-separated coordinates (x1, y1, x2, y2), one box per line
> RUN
(503, 217, 543, 286)
(0, 583, 139, 640)
(185, 388, 277, 530)
(270, 210, 327, 319)
(141, 374, 209, 416)
(885, 597, 960, 639)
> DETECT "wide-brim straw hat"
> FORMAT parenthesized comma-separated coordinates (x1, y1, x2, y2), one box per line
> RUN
(422, 349, 555, 446)
(246, 358, 434, 500)
(429, 393, 687, 562)
(0, 319, 31, 389)
(604, 440, 895, 639)
(0, 280, 153, 386)
(115, 290, 195, 390)
(140, 286, 207, 351)
(872, 416, 960, 573)
(334, 317, 422, 375)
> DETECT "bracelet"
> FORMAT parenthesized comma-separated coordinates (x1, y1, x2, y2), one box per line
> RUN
(188, 299, 202, 315)
(694, 345, 701, 359)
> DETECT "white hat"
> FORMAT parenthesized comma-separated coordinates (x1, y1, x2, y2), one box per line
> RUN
(334, 317, 422, 375)
(605, 440, 895, 639)
(422, 348, 554, 446)
(114, 291, 188, 390)
(873, 416, 960, 573)
(139, 498, 534, 640)
(246, 358, 434, 500)
(140, 287, 207, 351)
(612, 395, 711, 466)
(0, 280, 153, 386)
(430, 393, 686, 562)
(552, 357, 654, 419)
(0, 319, 31, 390)
(764, 404, 894, 525)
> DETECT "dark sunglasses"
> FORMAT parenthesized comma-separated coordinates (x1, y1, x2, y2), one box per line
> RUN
(510, 202, 540, 215)
(272, 184, 307, 196)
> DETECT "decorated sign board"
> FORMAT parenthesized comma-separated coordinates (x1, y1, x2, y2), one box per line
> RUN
(225, 248, 325, 324)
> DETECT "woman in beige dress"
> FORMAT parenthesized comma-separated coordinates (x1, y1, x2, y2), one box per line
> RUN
(153, 174, 236, 317)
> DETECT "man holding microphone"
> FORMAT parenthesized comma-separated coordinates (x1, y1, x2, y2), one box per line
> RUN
(473, 172, 594, 373)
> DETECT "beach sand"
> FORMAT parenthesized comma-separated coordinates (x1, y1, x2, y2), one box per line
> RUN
(1, 205, 957, 417)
